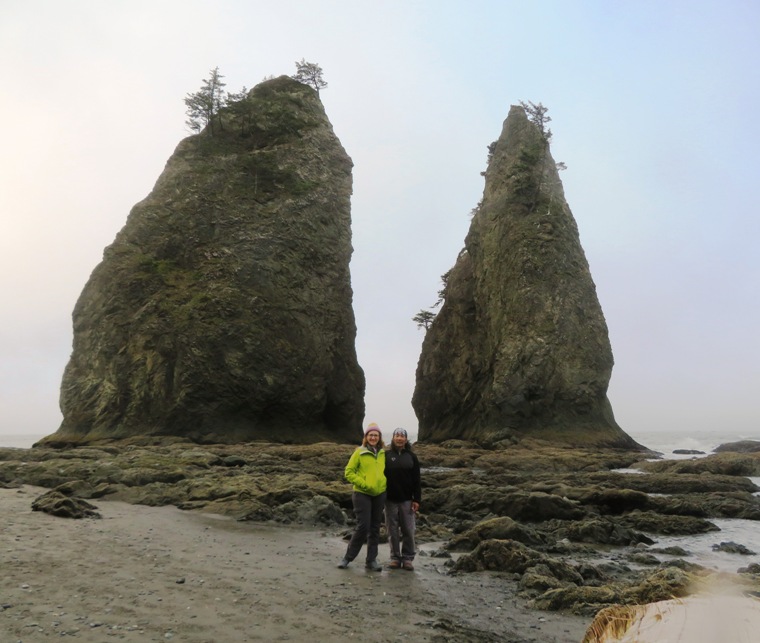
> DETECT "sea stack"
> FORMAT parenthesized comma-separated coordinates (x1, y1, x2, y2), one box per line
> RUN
(413, 104, 637, 448)
(48, 76, 365, 445)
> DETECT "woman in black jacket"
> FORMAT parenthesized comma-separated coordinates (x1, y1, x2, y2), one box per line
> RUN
(384, 428, 421, 570)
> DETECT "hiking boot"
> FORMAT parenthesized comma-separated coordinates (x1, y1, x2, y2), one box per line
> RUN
(388, 560, 401, 569)
(338, 558, 350, 569)
(402, 560, 414, 571)
(365, 560, 382, 572)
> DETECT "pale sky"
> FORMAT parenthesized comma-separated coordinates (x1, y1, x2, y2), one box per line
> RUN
(1, 1, 758, 445)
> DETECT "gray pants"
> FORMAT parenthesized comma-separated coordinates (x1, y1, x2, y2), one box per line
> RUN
(385, 499, 416, 562)
(344, 491, 386, 563)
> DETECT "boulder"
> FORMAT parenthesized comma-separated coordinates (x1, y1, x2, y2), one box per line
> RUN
(46, 76, 364, 445)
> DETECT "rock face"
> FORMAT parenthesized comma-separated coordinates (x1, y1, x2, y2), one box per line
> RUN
(50, 76, 364, 445)
(413, 105, 636, 447)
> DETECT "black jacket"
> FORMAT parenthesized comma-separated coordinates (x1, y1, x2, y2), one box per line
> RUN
(384, 447, 421, 504)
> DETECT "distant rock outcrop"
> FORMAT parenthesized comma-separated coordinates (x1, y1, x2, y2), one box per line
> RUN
(48, 76, 364, 445)
(714, 440, 760, 454)
(413, 105, 637, 448)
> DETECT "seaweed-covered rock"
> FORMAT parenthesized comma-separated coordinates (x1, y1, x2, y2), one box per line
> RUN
(612, 469, 759, 494)
(273, 494, 347, 526)
(31, 489, 101, 519)
(446, 516, 545, 551)
(619, 510, 720, 536)
(453, 538, 584, 586)
(47, 76, 364, 446)
(534, 566, 696, 613)
(533, 584, 622, 613)
(625, 552, 661, 566)
(648, 491, 760, 521)
(574, 488, 651, 515)
(413, 104, 637, 449)
(619, 566, 694, 604)
(638, 453, 760, 478)
(546, 517, 654, 546)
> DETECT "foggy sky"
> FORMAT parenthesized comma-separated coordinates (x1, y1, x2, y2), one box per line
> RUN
(1, 0, 758, 444)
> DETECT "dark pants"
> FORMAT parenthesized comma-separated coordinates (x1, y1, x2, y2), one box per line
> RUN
(385, 499, 416, 562)
(344, 491, 386, 563)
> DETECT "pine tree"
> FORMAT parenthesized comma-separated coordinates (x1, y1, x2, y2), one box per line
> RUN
(292, 59, 327, 95)
(184, 67, 227, 134)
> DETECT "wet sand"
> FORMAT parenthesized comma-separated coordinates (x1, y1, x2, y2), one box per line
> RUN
(1, 486, 590, 641)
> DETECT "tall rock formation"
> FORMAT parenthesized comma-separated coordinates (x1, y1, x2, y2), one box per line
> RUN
(413, 105, 637, 448)
(48, 76, 365, 445)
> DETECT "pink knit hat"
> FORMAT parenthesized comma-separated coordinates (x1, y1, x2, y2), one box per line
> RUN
(364, 422, 381, 436)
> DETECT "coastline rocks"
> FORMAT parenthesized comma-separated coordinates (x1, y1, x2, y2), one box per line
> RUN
(3, 439, 760, 618)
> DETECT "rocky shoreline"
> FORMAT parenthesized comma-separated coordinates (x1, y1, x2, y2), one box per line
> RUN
(2, 437, 760, 640)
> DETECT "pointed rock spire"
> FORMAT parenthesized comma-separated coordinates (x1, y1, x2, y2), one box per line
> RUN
(413, 104, 637, 448)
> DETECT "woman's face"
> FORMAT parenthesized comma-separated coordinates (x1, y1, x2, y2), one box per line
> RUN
(392, 434, 407, 449)
(366, 431, 380, 445)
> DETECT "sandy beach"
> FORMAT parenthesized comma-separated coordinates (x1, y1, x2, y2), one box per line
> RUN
(1, 486, 590, 642)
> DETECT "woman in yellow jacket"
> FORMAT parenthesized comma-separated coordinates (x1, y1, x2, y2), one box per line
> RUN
(338, 423, 387, 571)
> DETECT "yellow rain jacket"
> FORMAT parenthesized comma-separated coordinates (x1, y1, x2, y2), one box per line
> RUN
(344, 446, 387, 496)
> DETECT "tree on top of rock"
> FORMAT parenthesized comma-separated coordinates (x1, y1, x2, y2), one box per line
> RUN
(519, 100, 552, 142)
(292, 59, 327, 95)
(184, 67, 227, 134)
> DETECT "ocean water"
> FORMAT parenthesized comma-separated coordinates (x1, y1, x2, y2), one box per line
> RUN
(627, 429, 760, 460)
(2, 428, 758, 573)
(625, 429, 760, 573)
(0, 433, 46, 449)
